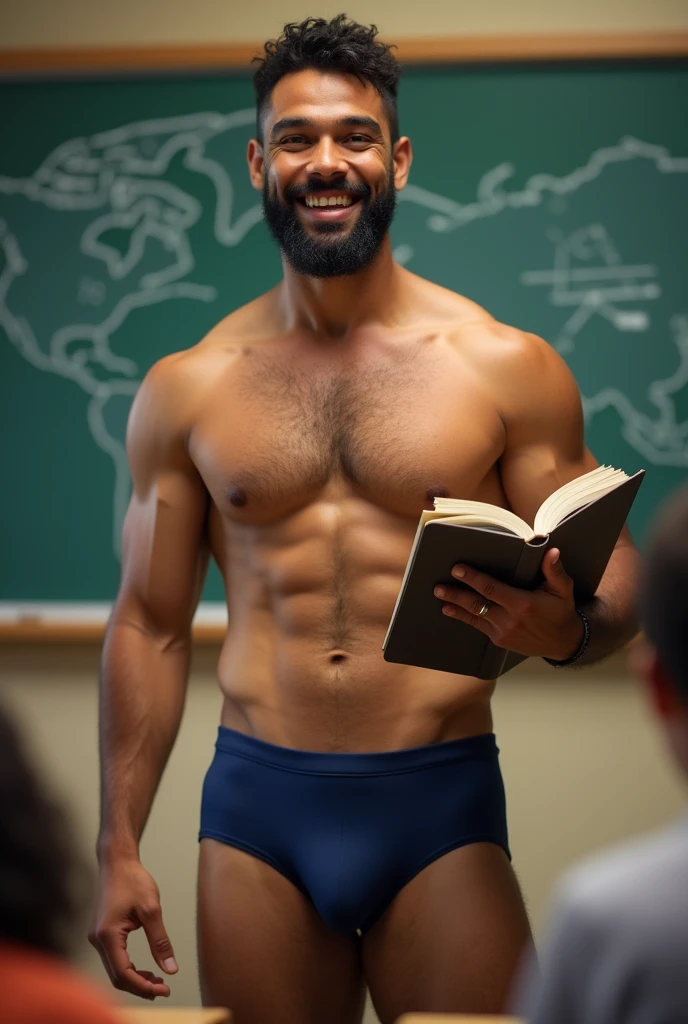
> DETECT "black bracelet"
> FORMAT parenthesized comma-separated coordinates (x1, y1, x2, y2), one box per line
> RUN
(543, 607, 590, 667)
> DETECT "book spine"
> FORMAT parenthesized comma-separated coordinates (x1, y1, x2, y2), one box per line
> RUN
(477, 538, 549, 678)
(477, 642, 509, 679)
(512, 536, 550, 589)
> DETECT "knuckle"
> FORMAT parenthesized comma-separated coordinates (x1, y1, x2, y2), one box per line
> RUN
(483, 579, 498, 599)
(138, 902, 161, 921)
(153, 935, 172, 955)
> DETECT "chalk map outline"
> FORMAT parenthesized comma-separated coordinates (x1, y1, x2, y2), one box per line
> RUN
(1, 117, 687, 617)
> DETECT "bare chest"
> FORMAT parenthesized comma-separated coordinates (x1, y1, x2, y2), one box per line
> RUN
(190, 340, 506, 523)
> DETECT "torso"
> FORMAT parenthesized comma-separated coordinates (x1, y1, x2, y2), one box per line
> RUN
(184, 273, 514, 751)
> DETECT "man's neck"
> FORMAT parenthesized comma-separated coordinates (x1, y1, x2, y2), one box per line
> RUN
(278, 236, 402, 339)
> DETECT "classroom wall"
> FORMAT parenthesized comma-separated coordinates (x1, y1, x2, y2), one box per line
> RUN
(2, 0, 688, 49)
(2, 0, 687, 1018)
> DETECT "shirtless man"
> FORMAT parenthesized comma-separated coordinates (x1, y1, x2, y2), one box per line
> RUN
(90, 16, 640, 1024)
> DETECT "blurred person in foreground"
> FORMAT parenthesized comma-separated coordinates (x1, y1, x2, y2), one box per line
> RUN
(517, 485, 688, 1024)
(0, 704, 121, 1024)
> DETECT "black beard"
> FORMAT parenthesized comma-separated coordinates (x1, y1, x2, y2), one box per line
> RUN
(262, 174, 396, 278)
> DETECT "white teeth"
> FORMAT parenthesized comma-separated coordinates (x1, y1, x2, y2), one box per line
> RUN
(304, 194, 353, 208)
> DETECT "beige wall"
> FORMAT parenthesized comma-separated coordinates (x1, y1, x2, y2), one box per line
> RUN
(2, 0, 688, 49)
(2, 0, 687, 1020)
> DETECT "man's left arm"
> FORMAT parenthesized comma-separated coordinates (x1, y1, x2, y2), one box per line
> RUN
(437, 329, 641, 666)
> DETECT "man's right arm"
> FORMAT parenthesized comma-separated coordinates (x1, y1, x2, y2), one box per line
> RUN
(90, 354, 210, 999)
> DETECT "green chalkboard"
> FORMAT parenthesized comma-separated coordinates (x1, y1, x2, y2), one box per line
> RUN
(1, 60, 687, 608)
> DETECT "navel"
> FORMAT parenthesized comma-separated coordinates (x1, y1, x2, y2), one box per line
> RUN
(228, 486, 248, 508)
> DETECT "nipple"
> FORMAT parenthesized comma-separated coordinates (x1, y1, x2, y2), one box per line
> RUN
(425, 484, 450, 504)
(229, 487, 248, 508)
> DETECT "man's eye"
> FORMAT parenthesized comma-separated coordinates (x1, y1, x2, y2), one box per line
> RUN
(347, 135, 369, 144)
(281, 136, 308, 145)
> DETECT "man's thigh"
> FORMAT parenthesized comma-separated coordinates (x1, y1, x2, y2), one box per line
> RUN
(197, 839, 366, 1024)
(362, 841, 532, 1024)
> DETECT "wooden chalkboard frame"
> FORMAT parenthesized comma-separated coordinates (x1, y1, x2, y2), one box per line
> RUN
(1, 32, 688, 73)
(0, 31, 686, 641)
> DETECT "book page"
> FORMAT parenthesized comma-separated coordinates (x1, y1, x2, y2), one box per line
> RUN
(430, 500, 533, 539)
(534, 466, 629, 536)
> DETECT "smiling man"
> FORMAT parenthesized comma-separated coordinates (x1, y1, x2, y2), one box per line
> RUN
(90, 16, 640, 1024)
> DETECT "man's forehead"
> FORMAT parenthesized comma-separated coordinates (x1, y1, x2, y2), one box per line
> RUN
(266, 70, 385, 127)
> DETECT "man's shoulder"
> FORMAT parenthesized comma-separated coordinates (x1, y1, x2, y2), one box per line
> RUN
(141, 292, 276, 398)
(412, 275, 561, 373)
(557, 817, 688, 934)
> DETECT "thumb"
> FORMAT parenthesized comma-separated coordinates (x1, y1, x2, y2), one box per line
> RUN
(140, 907, 178, 975)
(541, 548, 572, 596)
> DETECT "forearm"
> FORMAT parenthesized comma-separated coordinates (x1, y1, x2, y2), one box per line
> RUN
(97, 619, 190, 863)
(575, 534, 641, 666)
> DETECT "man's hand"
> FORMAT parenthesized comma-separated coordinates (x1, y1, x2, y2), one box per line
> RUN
(89, 858, 178, 1000)
(433, 547, 584, 662)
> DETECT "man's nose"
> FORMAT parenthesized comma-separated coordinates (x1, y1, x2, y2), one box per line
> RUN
(306, 136, 348, 178)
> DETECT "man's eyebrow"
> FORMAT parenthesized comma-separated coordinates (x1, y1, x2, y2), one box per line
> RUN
(270, 117, 316, 140)
(269, 115, 383, 140)
(334, 116, 383, 135)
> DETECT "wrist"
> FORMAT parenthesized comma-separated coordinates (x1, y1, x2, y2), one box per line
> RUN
(96, 832, 140, 866)
(544, 607, 590, 667)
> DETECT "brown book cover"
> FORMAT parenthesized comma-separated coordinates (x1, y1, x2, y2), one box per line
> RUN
(382, 470, 645, 679)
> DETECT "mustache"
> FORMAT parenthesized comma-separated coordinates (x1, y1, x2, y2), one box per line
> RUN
(283, 179, 372, 202)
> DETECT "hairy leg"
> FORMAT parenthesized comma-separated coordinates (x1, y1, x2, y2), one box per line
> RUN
(362, 842, 532, 1024)
(197, 839, 366, 1024)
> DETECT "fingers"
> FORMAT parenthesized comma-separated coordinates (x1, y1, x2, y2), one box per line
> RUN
(434, 584, 495, 626)
(139, 904, 179, 976)
(540, 548, 574, 597)
(90, 924, 171, 1000)
(449, 564, 512, 608)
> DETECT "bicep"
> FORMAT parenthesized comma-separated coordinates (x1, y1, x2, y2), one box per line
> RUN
(499, 337, 598, 525)
(113, 363, 210, 639)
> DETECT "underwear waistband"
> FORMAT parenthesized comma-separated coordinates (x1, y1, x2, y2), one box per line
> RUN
(214, 725, 498, 777)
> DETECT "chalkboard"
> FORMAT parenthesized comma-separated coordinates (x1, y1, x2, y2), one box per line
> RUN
(1, 57, 687, 615)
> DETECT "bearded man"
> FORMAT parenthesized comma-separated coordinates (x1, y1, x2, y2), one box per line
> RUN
(90, 16, 640, 1024)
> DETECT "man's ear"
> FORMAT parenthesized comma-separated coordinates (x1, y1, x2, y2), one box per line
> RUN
(632, 640, 681, 719)
(247, 139, 265, 192)
(392, 137, 413, 192)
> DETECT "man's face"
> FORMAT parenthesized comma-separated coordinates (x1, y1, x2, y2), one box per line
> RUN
(251, 70, 405, 278)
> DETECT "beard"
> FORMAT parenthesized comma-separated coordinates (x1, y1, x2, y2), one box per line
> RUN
(262, 171, 396, 278)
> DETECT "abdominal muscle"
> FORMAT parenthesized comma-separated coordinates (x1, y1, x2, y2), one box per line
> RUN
(212, 492, 496, 754)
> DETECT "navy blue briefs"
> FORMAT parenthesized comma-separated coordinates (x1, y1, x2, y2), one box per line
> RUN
(199, 726, 510, 936)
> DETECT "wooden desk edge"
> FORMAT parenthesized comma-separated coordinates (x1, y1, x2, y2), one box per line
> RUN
(396, 1015, 522, 1023)
(117, 1009, 230, 1023)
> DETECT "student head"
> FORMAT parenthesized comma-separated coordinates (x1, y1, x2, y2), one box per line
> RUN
(633, 486, 688, 776)
(0, 704, 87, 955)
(248, 15, 412, 277)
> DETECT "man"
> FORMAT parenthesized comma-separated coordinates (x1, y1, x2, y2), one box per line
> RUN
(89, 16, 640, 1024)
(517, 486, 688, 1024)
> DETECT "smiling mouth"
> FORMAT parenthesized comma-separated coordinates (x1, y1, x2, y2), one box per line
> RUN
(302, 194, 354, 208)
(296, 191, 363, 222)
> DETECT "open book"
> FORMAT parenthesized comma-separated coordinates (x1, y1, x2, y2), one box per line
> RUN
(383, 465, 644, 679)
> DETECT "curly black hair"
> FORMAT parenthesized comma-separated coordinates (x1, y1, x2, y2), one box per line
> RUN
(253, 14, 401, 143)
(0, 704, 89, 956)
